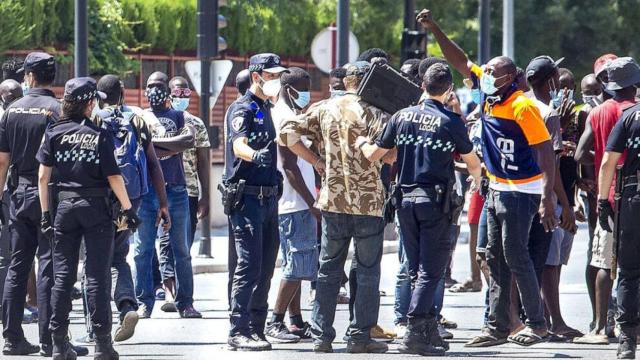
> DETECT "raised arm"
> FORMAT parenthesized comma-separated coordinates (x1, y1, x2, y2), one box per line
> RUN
(416, 9, 471, 78)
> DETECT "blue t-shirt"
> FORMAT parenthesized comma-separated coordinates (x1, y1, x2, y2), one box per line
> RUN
(152, 108, 186, 186)
(376, 99, 473, 187)
(223, 91, 278, 186)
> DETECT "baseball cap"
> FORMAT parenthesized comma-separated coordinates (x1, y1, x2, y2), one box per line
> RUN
(345, 61, 371, 77)
(525, 55, 564, 83)
(594, 54, 618, 78)
(248, 53, 288, 74)
(19, 52, 56, 74)
(605, 57, 640, 91)
(64, 77, 106, 103)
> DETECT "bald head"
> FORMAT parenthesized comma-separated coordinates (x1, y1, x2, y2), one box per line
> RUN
(147, 72, 169, 87)
(235, 69, 251, 96)
(581, 74, 601, 96)
(169, 76, 189, 90)
(0, 79, 23, 107)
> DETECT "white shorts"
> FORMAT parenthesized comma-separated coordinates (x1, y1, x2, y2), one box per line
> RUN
(590, 222, 614, 270)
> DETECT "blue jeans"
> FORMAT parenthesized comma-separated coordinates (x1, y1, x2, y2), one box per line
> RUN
(394, 223, 411, 325)
(311, 212, 384, 344)
(398, 193, 452, 321)
(134, 184, 193, 311)
(229, 194, 279, 336)
(486, 190, 546, 334)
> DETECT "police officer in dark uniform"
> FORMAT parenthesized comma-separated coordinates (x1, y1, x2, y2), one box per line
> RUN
(223, 53, 287, 351)
(0, 52, 89, 357)
(597, 57, 640, 360)
(358, 63, 482, 356)
(36, 77, 140, 360)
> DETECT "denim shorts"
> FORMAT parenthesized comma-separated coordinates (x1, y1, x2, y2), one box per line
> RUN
(279, 209, 319, 281)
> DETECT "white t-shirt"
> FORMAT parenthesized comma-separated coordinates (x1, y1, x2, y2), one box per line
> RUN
(272, 99, 317, 214)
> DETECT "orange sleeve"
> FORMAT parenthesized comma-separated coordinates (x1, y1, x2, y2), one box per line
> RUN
(469, 63, 483, 79)
(512, 97, 551, 145)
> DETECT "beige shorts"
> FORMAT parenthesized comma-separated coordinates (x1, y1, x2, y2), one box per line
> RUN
(590, 223, 614, 270)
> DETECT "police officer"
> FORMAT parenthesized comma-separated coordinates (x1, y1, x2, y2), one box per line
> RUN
(223, 53, 287, 351)
(0, 52, 88, 357)
(36, 77, 140, 360)
(597, 57, 640, 360)
(358, 63, 482, 355)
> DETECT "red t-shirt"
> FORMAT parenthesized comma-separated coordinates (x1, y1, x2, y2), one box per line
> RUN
(589, 98, 635, 202)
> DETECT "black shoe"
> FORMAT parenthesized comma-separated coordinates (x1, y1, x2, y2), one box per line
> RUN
(41, 343, 89, 357)
(313, 341, 333, 353)
(227, 334, 271, 351)
(2, 338, 40, 355)
(265, 322, 300, 344)
(94, 334, 119, 360)
(51, 336, 77, 360)
(346, 339, 388, 354)
(398, 318, 446, 356)
(618, 332, 637, 359)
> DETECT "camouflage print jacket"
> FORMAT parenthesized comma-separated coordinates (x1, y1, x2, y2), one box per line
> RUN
(279, 93, 389, 217)
(183, 112, 210, 197)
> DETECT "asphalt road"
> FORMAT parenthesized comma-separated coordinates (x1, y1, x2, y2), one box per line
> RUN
(12, 223, 618, 359)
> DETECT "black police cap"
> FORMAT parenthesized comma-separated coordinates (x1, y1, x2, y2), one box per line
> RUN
(19, 52, 56, 74)
(248, 53, 288, 74)
(64, 77, 107, 103)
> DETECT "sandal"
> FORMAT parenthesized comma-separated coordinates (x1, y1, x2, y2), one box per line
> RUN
(465, 333, 508, 348)
(508, 328, 548, 346)
(572, 333, 609, 345)
(449, 279, 482, 293)
(549, 328, 584, 342)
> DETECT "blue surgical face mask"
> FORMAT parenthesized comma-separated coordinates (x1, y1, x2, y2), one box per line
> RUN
(21, 82, 29, 96)
(549, 89, 561, 108)
(171, 97, 190, 111)
(480, 74, 499, 95)
(288, 87, 311, 109)
(330, 89, 346, 98)
(470, 88, 482, 104)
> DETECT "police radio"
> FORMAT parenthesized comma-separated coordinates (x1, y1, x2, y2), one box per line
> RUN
(357, 62, 423, 114)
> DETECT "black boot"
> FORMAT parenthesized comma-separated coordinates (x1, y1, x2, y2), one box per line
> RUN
(619, 328, 637, 359)
(52, 335, 77, 360)
(94, 334, 119, 360)
(425, 317, 450, 351)
(398, 318, 445, 356)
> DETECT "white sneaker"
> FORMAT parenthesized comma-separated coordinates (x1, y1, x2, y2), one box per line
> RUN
(395, 323, 407, 339)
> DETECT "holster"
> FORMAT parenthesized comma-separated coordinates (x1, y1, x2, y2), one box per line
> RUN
(218, 179, 246, 216)
(383, 181, 401, 224)
(440, 182, 464, 225)
(7, 164, 17, 193)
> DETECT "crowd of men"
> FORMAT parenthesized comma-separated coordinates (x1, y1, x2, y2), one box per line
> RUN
(1, 6, 640, 360)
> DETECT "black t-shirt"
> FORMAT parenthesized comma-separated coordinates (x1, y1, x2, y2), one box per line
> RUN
(376, 99, 473, 187)
(151, 108, 186, 186)
(606, 103, 640, 177)
(223, 91, 278, 186)
(0, 89, 60, 177)
(36, 117, 121, 188)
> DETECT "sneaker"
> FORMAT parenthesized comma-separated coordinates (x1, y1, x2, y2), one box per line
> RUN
(618, 333, 637, 359)
(438, 324, 454, 340)
(250, 332, 273, 351)
(313, 341, 333, 353)
(289, 322, 312, 340)
(265, 322, 300, 343)
(179, 305, 202, 318)
(439, 316, 458, 329)
(137, 304, 152, 319)
(2, 338, 40, 355)
(370, 324, 396, 341)
(114, 309, 139, 342)
(40, 342, 89, 357)
(161, 301, 178, 313)
(395, 323, 408, 339)
(74, 332, 96, 344)
(346, 339, 389, 353)
(155, 287, 166, 301)
(228, 334, 270, 351)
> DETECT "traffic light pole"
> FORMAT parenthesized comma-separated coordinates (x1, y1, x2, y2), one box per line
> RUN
(478, 0, 491, 64)
(197, 0, 217, 258)
(74, 0, 88, 76)
(337, 0, 349, 66)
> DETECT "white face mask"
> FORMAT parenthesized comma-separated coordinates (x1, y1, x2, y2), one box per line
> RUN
(260, 76, 281, 98)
